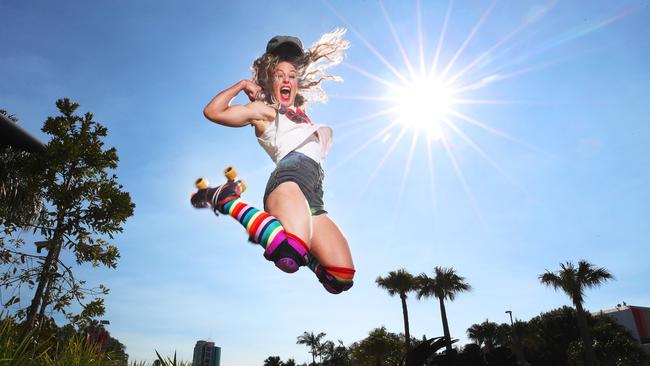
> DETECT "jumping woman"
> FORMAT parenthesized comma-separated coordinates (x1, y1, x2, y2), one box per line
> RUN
(191, 30, 355, 294)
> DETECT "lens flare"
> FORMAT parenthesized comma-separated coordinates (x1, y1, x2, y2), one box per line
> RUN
(393, 77, 452, 140)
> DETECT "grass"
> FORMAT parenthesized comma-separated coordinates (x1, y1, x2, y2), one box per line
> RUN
(0, 314, 191, 365)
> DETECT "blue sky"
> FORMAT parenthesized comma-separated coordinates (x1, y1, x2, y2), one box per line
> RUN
(2, 0, 649, 364)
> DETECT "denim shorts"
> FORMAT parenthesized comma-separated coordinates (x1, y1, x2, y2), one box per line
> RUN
(263, 152, 327, 216)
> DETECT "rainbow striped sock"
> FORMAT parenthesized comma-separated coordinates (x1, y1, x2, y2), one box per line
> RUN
(222, 199, 284, 249)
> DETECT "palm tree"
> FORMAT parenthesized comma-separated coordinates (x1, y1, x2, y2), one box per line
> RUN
(415, 266, 471, 354)
(263, 356, 284, 366)
(539, 260, 613, 366)
(467, 319, 510, 362)
(297, 331, 326, 366)
(376, 269, 416, 353)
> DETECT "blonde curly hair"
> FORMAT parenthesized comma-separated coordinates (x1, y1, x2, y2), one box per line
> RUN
(252, 28, 350, 108)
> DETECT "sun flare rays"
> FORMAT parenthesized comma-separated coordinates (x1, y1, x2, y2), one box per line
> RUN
(323, 0, 635, 222)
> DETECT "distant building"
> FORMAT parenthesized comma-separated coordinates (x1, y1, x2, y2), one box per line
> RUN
(596, 304, 650, 354)
(193, 340, 221, 366)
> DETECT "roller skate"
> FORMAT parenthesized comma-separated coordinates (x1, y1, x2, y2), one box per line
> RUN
(263, 231, 310, 273)
(191, 166, 246, 215)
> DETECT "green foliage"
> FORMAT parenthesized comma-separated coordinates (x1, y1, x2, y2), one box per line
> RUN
(524, 306, 580, 365)
(293, 332, 350, 366)
(297, 331, 327, 365)
(457, 343, 484, 365)
(0, 314, 50, 364)
(0, 99, 135, 328)
(0, 313, 125, 365)
(460, 307, 648, 366)
(539, 260, 614, 307)
(415, 266, 471, 353)
(0, 110, 43, 227)
(349, 327, 403, 366)
(376, 269, 416, 299)
(566, 315, 649, 366)
(539, 260, 614, 366)
(466, 319, 510, 351)
(263, 355, 284, 366)
(376, 268, 417, 352)
(149, 351, 191, 366)
(415, 266, 471, 302)
(320, 339, 350, 365)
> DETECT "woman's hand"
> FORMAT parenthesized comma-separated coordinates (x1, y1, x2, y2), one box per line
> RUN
(241, 80, 262, 102)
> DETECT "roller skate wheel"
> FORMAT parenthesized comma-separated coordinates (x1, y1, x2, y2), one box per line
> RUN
(195, 177, 209, 190)
(224, 166, 238, 181)
(239, 180, 247, 194)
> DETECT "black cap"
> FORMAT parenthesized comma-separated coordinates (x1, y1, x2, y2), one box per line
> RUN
(266, 35, 304, 60)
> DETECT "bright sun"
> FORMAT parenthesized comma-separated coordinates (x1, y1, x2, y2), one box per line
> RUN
(394, 77, 453, 140)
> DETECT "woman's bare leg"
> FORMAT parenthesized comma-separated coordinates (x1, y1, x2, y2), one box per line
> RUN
(309, 214, 355, 294)
(266, 182, 355, 293)
(310, 214, 354, 269)
(265, 181, 312, 247)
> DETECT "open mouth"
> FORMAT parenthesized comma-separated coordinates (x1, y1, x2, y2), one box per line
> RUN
(280, 86, 291, 101)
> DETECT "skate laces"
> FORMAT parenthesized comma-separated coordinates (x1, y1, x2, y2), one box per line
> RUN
(210, 184, 227, 216)
(211, 180, 238, 215)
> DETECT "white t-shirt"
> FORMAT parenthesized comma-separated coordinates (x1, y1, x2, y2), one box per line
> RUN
(256, 107, 332, 164)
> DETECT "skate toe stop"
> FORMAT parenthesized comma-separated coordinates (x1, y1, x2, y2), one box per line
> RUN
(195, 177, 209, 190)
(224, 166, 237, 181)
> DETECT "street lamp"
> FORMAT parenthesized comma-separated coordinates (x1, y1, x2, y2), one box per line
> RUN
(505, 310, 527, 365)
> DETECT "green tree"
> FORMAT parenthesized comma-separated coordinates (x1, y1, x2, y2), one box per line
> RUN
(415, 266, 471, 354)
(0, 110, 43, 226)
(0, 111, 46, 312)
(0, 99, 134, 332)
(457, 343, 485, 366)
(539, 260, 613, 366)
(321, 339, 350, 366)
(264, 356, 284, 366)
(297, 331, 326, 366)
(524, 306, 580, 365)
(567, 314, 648, 366)
(349, 327, 403, 366)
(467, 320, 509, 351)
(466, 319, 511, 364)
(376, 269, 416, 353)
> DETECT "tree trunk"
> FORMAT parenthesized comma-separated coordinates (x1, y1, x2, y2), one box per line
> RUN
(36, 276, 54, 330)
(400, 293, 411, 352)
(574, 301, 597, 366)
(24, 247, 54, 328)
(36, 250, 60, 329)
(25, 215, 64, 332)
(439, 297, 453, 354)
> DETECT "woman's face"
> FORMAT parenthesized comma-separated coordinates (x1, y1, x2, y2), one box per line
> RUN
(272, 61, 298, 107)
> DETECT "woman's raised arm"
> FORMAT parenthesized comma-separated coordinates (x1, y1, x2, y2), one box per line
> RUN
(203, 80, 270, 127)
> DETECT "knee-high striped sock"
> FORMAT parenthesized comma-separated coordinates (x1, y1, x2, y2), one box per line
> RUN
(221, 199, 284, 249)
(221, 198, 310, 273)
